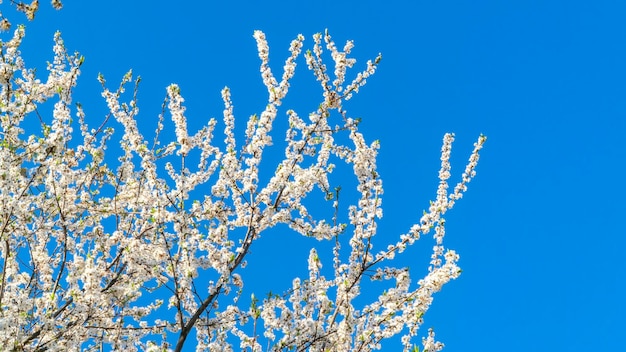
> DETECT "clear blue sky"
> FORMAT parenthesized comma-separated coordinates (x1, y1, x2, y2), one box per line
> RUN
(10, 1, 626, 351)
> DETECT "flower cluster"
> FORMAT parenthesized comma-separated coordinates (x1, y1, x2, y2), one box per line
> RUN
(0, 14, 485, 352)
(0, 1, 63, 32)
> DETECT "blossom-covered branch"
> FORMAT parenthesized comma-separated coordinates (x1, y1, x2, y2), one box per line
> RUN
(0, 8, 485, 352)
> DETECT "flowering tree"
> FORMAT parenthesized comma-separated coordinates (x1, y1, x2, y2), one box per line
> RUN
(0, 2, 486, 352)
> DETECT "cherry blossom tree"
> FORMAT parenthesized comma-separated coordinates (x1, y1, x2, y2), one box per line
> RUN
(0, 2, 486, 351)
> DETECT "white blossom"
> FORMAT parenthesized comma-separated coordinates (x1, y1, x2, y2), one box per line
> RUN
(0, 9, 486, 351)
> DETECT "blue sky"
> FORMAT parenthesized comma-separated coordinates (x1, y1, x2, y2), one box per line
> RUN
(8, 1, 626, 351)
